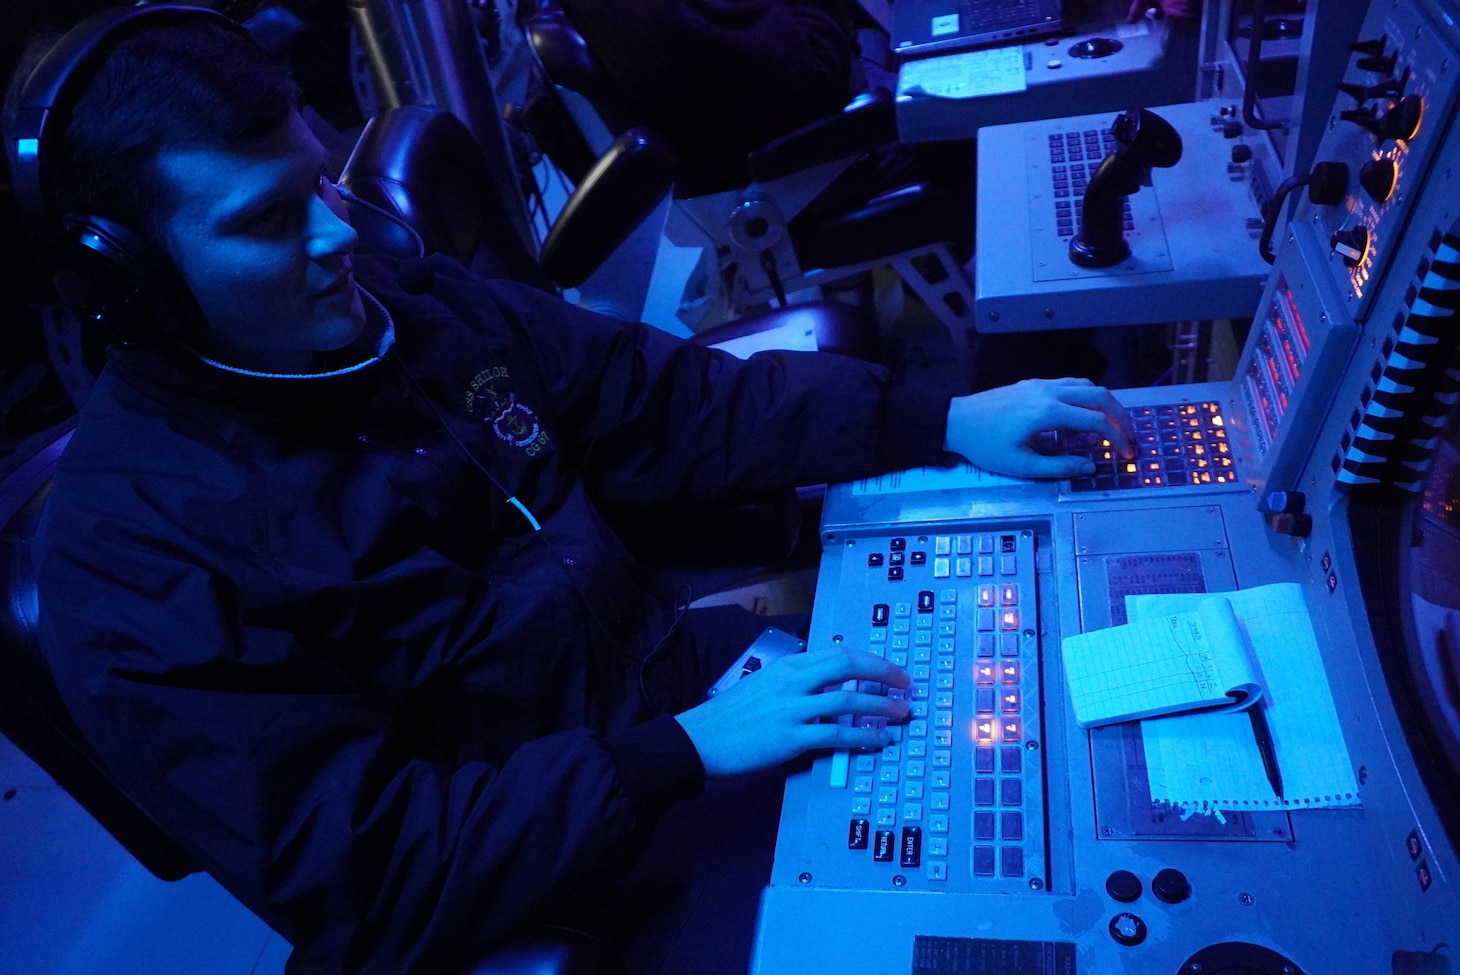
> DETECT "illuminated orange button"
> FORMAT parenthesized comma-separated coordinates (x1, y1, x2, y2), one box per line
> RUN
(1000, 609, 1020, 631)
(1000, 583, 1019, 605)
(1002, 718, 1022, 741)
(1211, 415, 1225, 427)
(1125, 463, 1139, 475)
(975, 718, 996, 743)
(1002, 690, 1021, 712)
(977, 584, 997, 607)
(1001, 661, 1020, 683)
(975, 662, 996, 684)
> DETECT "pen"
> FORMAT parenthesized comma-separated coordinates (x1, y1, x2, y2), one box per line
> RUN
(1247, 701, 1283, 799)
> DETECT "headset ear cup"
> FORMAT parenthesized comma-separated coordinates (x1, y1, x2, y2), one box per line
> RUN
(57, 212, 202, 342)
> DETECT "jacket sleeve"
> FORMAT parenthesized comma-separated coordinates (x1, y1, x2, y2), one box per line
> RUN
(35, 430, 703, 974)
(447, 269, 952, 505)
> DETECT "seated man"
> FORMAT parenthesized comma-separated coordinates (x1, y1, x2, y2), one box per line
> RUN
(7, 12, 1133, 975)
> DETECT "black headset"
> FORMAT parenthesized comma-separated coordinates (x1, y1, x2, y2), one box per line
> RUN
(9, 5, 253, 339)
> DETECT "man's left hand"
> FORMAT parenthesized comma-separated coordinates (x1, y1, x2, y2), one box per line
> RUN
(942, 377, 1136, 479)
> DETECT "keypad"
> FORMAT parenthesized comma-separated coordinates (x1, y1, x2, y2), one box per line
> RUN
(1047, 129, 1130, 240)
(827, 530, 1043, 892)
(960, 0, 1048, 30)
(1067, 401, 1239, 492)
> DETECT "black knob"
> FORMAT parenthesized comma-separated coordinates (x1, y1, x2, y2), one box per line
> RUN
(1152, 867, 1191, 904)
(1264, 490, 1307, 515)
(1108, 912, 1148, 946)
(1381, 95, 1424, 142)
(1222, 121, 1245, 139)
(1330, 226, 1371, 267)
(1231, 144, 1253, 164)
(1342, 96, 1423, 143)
(1359, 158, 1398, 203)
(1349, 38, 1387, 58)
(1106, 869, 1143, 902)
(1271, 512, 1315, 538)
(1308, 161, 1350, 205)
(1337, 81, 1370, 102)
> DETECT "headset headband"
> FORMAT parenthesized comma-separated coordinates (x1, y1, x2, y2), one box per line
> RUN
(9, 4, 249, 253)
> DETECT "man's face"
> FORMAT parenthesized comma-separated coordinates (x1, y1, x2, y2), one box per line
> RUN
(155, 111, 365, 373)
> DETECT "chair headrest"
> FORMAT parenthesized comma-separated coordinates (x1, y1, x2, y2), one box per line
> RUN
(340, 106, 557, 292)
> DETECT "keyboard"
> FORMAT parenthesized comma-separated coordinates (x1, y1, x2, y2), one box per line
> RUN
(960, 0, 1052, 31)
(1046, 127, 1131, 241)
(1066, 401, 1240, 492)
(786, 528, 1047, 894)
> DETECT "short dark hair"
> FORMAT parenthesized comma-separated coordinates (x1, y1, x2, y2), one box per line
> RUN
(56, 20, 299, 242)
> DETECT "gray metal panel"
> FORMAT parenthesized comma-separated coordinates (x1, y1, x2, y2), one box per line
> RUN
(974, 100, 1272, 332)
(894, 2, 1184, 143)
(754, 488, 1459, 975)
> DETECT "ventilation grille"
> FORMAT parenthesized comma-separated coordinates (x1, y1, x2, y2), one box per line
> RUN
(1335, 219, 1460, 493)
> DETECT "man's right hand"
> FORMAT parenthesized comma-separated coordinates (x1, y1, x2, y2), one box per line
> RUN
(674, 646, 910, 779)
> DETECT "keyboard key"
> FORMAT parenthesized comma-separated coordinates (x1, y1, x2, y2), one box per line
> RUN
(1002, 811, 1024, 842)
(901, 827, 923, 868)
(849, 819, 870, 849)
(1001, 845, 1025, 878)
(874, 830, 895, 861)
(974, 845, 996, 876)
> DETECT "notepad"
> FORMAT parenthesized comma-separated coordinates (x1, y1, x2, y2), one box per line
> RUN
(1060, 596, 1264, 728)
(1130, 584, 1361, 813)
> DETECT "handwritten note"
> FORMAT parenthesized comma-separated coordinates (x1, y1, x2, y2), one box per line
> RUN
(1061, 596, 1262, 728)
(1131, 584, 1361, 812)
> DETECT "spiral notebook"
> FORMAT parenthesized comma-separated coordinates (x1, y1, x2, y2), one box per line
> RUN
(1061, 596, 1265, 728)
(1126, 584, 1361, 813)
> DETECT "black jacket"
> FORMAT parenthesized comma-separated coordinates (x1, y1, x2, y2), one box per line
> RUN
(36, 255, 949, 973)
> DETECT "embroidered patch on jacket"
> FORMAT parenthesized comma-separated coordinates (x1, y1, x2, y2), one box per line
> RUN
(466, 367, 551, 455)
